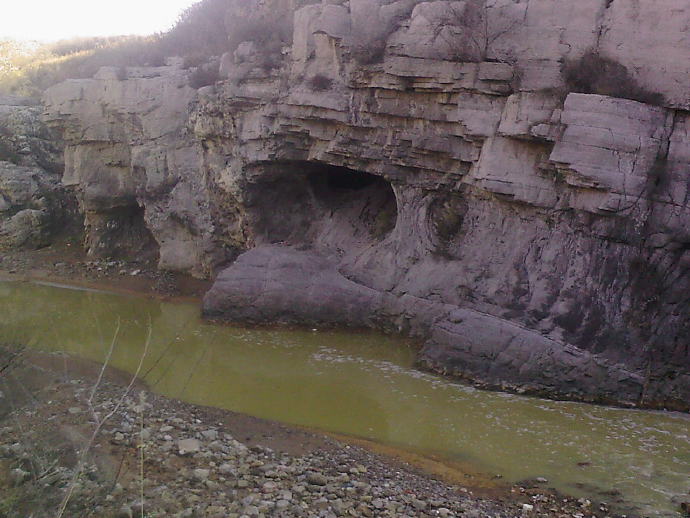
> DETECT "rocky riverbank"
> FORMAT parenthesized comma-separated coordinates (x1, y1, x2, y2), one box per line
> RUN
(0, 348, 623, 518)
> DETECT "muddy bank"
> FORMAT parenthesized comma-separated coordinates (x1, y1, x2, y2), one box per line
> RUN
(0, 242, 210, 299)
(0, 348, 620, 518)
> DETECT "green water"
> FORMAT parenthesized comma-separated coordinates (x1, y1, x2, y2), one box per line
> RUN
(0, 280, 688, 516)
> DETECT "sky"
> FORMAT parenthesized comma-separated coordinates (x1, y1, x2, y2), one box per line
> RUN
(0, 0, 198, 42)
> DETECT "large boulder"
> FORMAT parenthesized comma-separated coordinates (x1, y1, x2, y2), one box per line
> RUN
(203, 245, 385, 327)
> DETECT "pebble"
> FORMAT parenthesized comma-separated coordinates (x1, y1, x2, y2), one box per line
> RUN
(219, 462, 235, 475)
(201, 429, 218, 440)
(0, 363, 604, 518)
(306, 471, 328, 486)
(191, 468, 210, 482)
(412, 498, 427, 510)
(178, 437, 202, 455)
(262, 481, 278, 493)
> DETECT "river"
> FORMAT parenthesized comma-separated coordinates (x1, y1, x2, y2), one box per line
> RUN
(0, 280, 687, 516)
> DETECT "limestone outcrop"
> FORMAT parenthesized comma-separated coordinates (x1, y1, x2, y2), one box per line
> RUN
(41, 0, 690, 410)
(0, 97, 76, 249)
(0, 95, 63, 173)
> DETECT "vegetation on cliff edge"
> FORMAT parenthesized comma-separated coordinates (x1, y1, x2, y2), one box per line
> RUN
(0, 0, 235, 97)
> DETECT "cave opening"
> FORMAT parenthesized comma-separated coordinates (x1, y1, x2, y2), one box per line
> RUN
(85, 204, 159, 262)
(246, 161, 398, 252)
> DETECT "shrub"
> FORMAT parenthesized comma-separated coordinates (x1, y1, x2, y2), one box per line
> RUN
(0, 139, 22, 165)
(350, 0, 422, 65)
(430, 196, 467, 243)
(562, 51, 665, 106)
(164, 0, 232, 57)
(227, 15, 291, 53)
(189, 64, 220, 89)
(306, 74, 333, 91)
(225, 11, 293, 71)
(47, 36, 131, 57)
(351, 38, 388, 65)
(182, 53, 208, 70)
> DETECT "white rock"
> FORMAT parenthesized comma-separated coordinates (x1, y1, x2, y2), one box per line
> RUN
(177, 438, 202, 455)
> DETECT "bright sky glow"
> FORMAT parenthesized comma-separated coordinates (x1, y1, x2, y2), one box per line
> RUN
(0, 0, 198, 42)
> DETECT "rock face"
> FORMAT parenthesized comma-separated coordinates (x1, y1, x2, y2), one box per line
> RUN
(0, 97, 76, 249)
(0, 95, 63, 173)
(43, 64, 210, 270)
(42, 0, 690, 410)
(0, 162, 65, 248)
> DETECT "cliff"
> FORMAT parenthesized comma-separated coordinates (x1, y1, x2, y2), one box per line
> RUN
(37, 0, 690, 409)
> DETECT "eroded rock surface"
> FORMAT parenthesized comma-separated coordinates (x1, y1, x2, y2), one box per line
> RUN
(42, 0, 690, 409)
(0, 98, 76, 249)
(204, 245, 384, 327)
(0, 95, 63, 173)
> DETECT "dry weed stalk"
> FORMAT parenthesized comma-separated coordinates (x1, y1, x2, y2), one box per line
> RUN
(137, 390, 147, 518)
(55, 321, 152, 518)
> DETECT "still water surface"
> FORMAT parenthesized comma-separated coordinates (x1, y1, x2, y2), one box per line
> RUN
(0, 280, 688, 516)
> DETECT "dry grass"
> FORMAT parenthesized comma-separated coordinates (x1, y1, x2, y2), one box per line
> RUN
(0, 0, 234, 97)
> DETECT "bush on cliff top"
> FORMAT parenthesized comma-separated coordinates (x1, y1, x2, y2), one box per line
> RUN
(563, 51, 665, 106)
(189, 64, 221, 89)
(165, 0, 232, 58)
(11, 36, 171, 95)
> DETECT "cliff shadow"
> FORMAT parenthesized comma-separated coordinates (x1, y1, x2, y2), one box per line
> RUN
(84, 204, 159, 262)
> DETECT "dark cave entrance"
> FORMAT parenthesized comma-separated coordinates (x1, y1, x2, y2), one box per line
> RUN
(245, 161, 398, 252)
(85, 204, 159, 261)
(314, 166, 382, 191)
